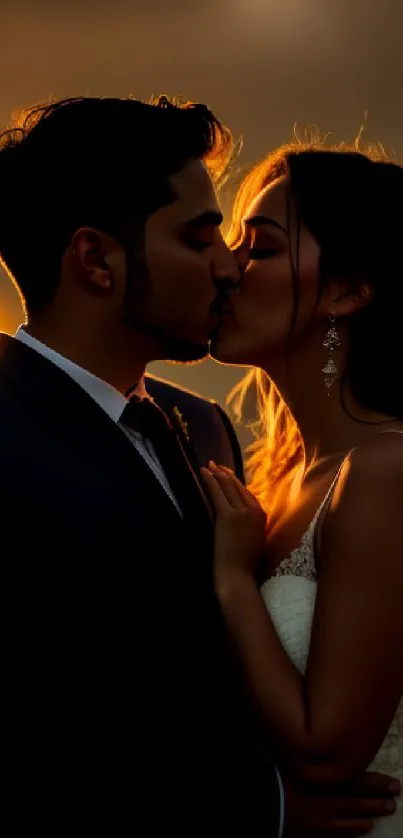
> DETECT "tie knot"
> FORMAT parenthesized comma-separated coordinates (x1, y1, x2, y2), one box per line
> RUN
(121, 396, 171, 439)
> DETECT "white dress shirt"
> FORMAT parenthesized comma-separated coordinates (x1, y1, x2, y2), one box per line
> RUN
(15, 327, 182, 515)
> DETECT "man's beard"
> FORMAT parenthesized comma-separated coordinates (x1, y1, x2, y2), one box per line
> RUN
(121, 253, 209, 364)
(127, 313, 210, 363)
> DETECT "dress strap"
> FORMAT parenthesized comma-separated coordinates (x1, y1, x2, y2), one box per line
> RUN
(315, 428, 403, 556)
(311, 457, 348, 529)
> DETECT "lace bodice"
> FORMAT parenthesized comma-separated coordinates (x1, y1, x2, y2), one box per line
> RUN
(260, 441, 403, 836)
(273, 508, 318, 582)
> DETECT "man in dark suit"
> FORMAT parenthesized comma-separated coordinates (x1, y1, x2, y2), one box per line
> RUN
(0, 96, 398, 835)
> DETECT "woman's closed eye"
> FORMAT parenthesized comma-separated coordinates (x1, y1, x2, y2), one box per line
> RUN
(248, 247, 279, 260)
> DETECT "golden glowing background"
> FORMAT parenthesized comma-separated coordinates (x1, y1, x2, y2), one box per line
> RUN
(1, 0, 402, 423)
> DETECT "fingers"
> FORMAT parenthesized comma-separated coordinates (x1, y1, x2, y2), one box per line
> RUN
(200, 467, 233, 514)
(203, 463, 245, 511)
(289, 792, 397, 838)
(333, 795, 396, 819)
(352, 771, 402, 797)
(322, 819, 374, 837)
(208, 462, 260, 510)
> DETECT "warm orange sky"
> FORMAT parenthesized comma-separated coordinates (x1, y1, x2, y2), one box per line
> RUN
(1, 0, 402, 410)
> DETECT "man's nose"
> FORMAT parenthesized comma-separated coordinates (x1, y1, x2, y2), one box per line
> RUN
(212, 245, 241, 290)
(233, 245, 249, 273)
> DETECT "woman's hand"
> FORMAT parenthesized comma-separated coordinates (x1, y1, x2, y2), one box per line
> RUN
(201, 461, 267, 592)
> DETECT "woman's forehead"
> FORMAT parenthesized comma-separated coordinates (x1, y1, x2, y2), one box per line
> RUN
(243, 175, 289, 226)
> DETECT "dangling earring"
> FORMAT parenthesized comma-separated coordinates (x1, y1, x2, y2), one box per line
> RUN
(322, 314, 341, 391)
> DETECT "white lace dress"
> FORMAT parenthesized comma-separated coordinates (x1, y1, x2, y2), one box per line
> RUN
(260, 491, 403, 837)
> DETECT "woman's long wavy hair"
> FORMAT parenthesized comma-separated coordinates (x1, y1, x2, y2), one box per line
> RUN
(226, 132, 403, 529)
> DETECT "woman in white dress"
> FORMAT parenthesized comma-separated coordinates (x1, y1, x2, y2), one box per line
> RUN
(206, 140, 403, 836)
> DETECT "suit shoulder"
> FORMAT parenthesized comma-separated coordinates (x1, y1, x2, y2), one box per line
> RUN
(145, 374, 217, 409)
(145, 374, 244, 479)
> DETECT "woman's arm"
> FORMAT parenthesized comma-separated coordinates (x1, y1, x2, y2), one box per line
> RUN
(202, 438, 403, 786)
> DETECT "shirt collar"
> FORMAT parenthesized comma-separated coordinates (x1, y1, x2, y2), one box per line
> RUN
(15, 326, 147, 423)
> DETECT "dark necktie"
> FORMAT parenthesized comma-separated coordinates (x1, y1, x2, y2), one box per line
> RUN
(120, 397, 211, 527)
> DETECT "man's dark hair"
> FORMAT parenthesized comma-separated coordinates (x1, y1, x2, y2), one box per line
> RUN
(0, 95, 233, 314)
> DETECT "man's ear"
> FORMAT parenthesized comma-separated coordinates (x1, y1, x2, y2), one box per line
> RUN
(71, 227, 113, 294)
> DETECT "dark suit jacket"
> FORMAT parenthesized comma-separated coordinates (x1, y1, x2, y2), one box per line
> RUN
(0, 335, 279, 835)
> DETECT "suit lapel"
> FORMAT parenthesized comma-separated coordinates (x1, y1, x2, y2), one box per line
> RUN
(145, 377, 205, 479)
(0, 335, 186, 520)
(145, 377, 213, 523)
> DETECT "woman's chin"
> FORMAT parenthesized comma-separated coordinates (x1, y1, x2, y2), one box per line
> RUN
(209, 335, 250, 366)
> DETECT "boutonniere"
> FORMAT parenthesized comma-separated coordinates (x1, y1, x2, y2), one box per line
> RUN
(172, 406, 189, 441)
